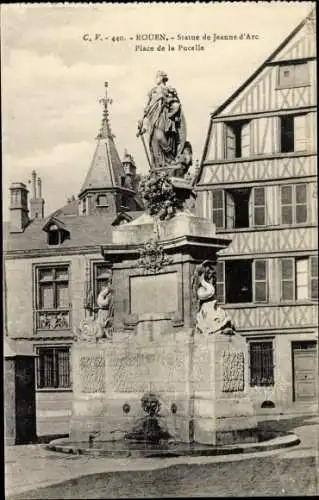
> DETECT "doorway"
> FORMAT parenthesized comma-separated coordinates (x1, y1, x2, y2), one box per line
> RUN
(292, 341, 317, 402)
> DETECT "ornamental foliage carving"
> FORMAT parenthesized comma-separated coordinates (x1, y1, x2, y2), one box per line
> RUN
(222, 351, 245, 392)
(139, 171, 178, 220)
(137, 238, 172, 274)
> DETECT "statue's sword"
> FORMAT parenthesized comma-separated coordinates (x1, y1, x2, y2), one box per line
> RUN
(137, 126, 153, 170)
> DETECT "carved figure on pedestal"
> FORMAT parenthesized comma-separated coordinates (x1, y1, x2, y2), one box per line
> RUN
(96, 285, 114, 340)
(192, 260, 235, 336)
(74, 285, 114, 343)
(137, 71, 195, 221)
(137, 71, 187, 170)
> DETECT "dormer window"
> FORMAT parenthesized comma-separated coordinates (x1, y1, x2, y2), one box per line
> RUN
(43, 217, 69, 246)
(48, 224, 60, 245)
(96, 194, 108, 207)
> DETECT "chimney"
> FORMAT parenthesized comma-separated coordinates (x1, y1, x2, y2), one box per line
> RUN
(37, 177, 42, 198)
(31, 170, 37, 198)
(29, 171, 45, 219)
(9, 182, 29, 232)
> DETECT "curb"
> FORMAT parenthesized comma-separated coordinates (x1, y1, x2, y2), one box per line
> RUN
(46, 432, 300, 459)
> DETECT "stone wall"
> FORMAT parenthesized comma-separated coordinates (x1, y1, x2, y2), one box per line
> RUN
(70, 331, 257, 444)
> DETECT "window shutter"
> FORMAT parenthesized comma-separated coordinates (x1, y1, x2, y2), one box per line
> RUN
(296, 258, 309, 300)
(254, 260, 268, 303)
(280, 185, 293, 224)
(225, 191, 235, 229)
(294, 114, 307, 152)
(248, 190, 254, 227)
(295, 183, 308, 224)
(216, 261, 225, 303)
(294, 63, 309, 85)
(224, 124, 236, 159)
(253, 187, 266, 226)
(212, 190, 225, 229)
(280, 258, 294, 301)
(241, 122, 251, 158)
(310, 256, 318, 300)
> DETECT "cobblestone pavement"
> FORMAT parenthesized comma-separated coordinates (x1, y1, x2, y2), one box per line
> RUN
(5, 414, 319, 498)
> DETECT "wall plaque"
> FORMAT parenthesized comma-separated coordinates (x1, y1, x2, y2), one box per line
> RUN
(130, 272, 178, 315)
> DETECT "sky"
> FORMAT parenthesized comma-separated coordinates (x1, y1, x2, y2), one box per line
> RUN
(1, 1, 314, 220)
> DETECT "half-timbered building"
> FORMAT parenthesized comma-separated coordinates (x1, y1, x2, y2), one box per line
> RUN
(196, 9, 318, 412)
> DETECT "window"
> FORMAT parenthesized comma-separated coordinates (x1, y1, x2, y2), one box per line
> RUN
(96, 194, 108, 207)
(278, 63, 309, 89)
(93, 263, 112, 304)
(254, 260, 268, 303)
(46, 224, 69, 246)
(280, 114, 308, 153)
(212, 190, 224, 228)
(280, 184, 308, 225)
(36, 266, 70, 330)
(310, 256, 318, 300)
(253, 187, 266, 226)
(221, 260, 268, 304)
(48, 226, 60, 245)
(211, 188, 252, 230)
(216, 261, 225, 303)
(227, 188, 250, 229)
(224, 120, 250, 159)
(36, 346, 71, 389)
(296, 258, 308, 300)
(280, 258, 294, 301)
(280, 257, 317, 301)
(225, 260, 252, 304)
(249, 341, 274, 387)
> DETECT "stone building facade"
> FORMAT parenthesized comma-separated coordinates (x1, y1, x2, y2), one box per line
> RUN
(195, 10, 318, 412)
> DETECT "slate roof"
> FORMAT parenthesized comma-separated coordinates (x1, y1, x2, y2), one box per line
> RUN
(4, 214, 115, 252)
(52, 199, 79, 217)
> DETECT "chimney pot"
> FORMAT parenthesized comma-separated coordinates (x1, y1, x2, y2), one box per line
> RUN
(31, 170, 37, 199)
(37, 177, 42, 198)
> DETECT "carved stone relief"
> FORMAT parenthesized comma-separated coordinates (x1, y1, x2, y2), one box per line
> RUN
(222, 351, 245, 392)
(79, 355, 106, 393)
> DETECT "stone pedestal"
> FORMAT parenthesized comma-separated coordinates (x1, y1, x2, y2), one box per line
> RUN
(70, 211, 257, 444)
(70, 331, 257, 444)
(192, 334, 257, 445)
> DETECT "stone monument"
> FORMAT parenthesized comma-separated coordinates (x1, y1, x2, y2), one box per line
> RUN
(70, 72, 257, 446)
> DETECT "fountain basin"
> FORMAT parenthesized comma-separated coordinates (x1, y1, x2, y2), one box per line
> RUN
(47, 430, 300, 458)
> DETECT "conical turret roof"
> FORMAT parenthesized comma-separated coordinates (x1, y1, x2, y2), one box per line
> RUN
(79, 82, 125, 195)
